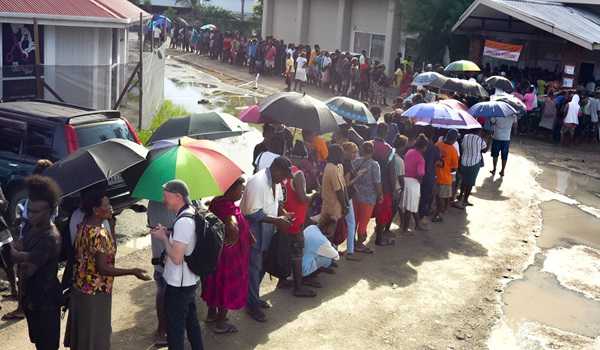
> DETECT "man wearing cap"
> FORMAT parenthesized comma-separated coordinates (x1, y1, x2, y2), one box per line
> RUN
(151, 180, 204, 350)
(240, 157, 293, 322)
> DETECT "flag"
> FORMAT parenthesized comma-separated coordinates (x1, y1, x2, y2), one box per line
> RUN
(483, 40, 523, 62)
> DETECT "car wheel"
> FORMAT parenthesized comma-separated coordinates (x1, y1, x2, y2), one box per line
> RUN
(8, 190, 27, 226)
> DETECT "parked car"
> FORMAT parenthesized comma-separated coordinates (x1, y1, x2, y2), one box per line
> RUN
(0, 100, 142, 225)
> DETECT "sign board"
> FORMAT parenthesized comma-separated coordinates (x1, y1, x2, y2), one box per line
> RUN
(483, 40, 523, 62)
(564, 65, 575, 75)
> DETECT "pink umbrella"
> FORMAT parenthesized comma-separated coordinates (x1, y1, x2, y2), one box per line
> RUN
(239, 105, 262, 124)
(439, 99, 468, 112)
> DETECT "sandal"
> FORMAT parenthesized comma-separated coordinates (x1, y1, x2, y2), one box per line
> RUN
(431, 216, 443, 223)
(293, 287, 317, 298)
(1, 309, 25, 321)
(319, 266, 336, 275)
(303, 278, 322, 288)
(375, 238, 395, 246)
(214, 323, 239, 334)
(355, 245, 374, 254)
(345, 253, 362, 261)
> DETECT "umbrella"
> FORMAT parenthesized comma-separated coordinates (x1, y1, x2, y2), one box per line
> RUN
(444, 60, 481, 73)
(260, 92, 343, 133)
(148, 112, 248, 144)
(150, 15, 172, 29)
(468, 101, 518, 119)
(411, 72, 448, 89)
(239, 105, 262, 124)
(44, 139, 148, 198)
(325, 96, 377, 124)
(440, 78, 488, 98)
(402, 103, 481, 129)
(439, 99, 469, 112)
(132, 138, 243, 202)
(175, 17, 189, 26)
(200, 24, 217, 31)
(491, 93, 527, 114)
(485, 76, 514, 93)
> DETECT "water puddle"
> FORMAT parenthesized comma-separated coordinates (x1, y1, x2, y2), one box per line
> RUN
(537, 165, 600, 212)
(538, 201, 600, 250)
(503, 262, 600, 338)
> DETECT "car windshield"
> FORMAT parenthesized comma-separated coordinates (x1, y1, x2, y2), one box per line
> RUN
(75, 119, 135, 148)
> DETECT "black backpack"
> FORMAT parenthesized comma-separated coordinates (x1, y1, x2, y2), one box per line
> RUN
(263, 232, 292, 280)
(176, 207, 224, 278)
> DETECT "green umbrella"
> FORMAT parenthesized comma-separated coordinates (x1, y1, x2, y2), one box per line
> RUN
(444, 60, 481, 73)
(131, 137, 243, 201)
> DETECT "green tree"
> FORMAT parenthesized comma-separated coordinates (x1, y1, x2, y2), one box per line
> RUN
(164, 7, 177, 21)
(402, 0, 472, 62)
(253, 0, 263, 19)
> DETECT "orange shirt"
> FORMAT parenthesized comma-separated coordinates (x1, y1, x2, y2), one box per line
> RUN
(313, 136, 329, 161)
(435, 141, 458, 185)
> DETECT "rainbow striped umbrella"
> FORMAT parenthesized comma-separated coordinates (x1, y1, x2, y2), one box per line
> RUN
(444, 60, 481, 73)
(132, 137, 243, 201)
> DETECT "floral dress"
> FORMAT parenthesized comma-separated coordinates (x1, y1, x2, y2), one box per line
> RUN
(74, 225, 116, 295)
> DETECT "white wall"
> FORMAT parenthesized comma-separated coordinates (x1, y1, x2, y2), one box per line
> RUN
(271, 0, 300, 44)
(350, 0, 388, 36)
(307, 0, 339, 50)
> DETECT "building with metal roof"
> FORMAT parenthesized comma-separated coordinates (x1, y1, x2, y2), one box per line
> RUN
(453, 0, 600, 88)
(0, 0, 151, 109)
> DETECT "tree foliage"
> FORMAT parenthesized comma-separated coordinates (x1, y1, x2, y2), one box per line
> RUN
(402, 0, 473, 63)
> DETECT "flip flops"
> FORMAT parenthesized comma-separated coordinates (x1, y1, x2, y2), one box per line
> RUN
(213, 323, 239, 334)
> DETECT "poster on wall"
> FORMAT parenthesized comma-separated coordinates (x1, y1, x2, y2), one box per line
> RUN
(483, 40, 523, 62)
(2, 23, 44, 78)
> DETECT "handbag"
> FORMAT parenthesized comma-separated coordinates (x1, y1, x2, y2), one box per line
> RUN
(332, 217, 347, 246)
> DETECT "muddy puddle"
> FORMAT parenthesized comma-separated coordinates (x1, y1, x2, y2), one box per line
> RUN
(163, 59, 263, 175)
(492, 163, 600, 348)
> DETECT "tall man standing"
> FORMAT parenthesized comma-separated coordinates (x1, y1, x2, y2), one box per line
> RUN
(241, 157, 293, 322)
(151, 180, 203, 350)
(490, 113, 517, 177)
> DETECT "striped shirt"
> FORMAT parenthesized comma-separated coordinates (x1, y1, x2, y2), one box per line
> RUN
(460, 134, 487, 167)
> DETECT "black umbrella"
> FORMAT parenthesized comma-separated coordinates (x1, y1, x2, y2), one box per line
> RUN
(260, 92, 343, 133)
(44, 139, 148, 198)
(147, 112, 247, 145)
(441, 78, 489, 98)
(485, 76, 513, 93)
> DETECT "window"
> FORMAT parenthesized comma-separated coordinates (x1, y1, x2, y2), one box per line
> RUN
(75, 119, 135, 148)
(0, 117, 25, 155)
(25, 124, 54, 159)
(353, 32, 386, 62)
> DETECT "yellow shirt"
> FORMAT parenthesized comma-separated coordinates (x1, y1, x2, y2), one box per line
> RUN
(286, 57, 295, 73)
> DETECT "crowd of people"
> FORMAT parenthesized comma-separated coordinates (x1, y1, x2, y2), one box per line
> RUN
(169, 27, 412, 106)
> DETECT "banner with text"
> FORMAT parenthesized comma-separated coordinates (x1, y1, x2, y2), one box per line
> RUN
(483, 40, 523, 62)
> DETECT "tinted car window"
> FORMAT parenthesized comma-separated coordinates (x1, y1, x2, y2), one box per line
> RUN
(0, 117, 25, 155)
(75, 119, 135, 148)
(24, 124, 54, 159)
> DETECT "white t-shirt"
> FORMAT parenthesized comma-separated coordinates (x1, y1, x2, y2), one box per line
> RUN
(69, 208, 111, 245)
(296, 57, 307, 71)
(491, 115, 516, 141)
(153, 27, 161, 39)
(163, 207, 199, 287)
(254, 151, 279, 173)
(240, 168, 283, 217)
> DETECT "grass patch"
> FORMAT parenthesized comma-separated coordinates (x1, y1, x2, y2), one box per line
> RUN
(138, 100, 188, 145)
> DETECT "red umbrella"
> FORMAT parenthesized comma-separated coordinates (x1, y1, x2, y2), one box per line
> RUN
(239, 105, 262, 124)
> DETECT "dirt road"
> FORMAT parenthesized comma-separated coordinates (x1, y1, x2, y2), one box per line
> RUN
(1, 149, 541, 349)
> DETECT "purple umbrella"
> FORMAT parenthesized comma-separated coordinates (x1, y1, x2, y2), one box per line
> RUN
(402, 102, 481, 129)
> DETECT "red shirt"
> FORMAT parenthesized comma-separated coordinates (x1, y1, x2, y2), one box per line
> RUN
(283, 166, 309, 234)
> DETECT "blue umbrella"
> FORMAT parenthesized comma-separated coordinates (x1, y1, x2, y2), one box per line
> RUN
(402, 102, 481, 129)
(150, 15, 172, 29)
(325, 96, 377, 124)
(468, 101, 517, 119)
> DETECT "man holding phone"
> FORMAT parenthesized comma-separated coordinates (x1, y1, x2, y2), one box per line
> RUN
(147, 200, 176, 347)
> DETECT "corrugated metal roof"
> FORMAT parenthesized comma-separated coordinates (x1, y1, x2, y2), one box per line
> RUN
(454, 0, 600, 50)
(0, 0, 148, 22)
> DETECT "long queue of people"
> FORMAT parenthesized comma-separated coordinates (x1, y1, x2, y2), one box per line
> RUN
(169, 27, 400, 106)
(0, 106, 500, 350)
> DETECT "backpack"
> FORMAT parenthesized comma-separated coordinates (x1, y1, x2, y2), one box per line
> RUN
(176, 206, 225, 278)
(263, 232, 292, 279)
